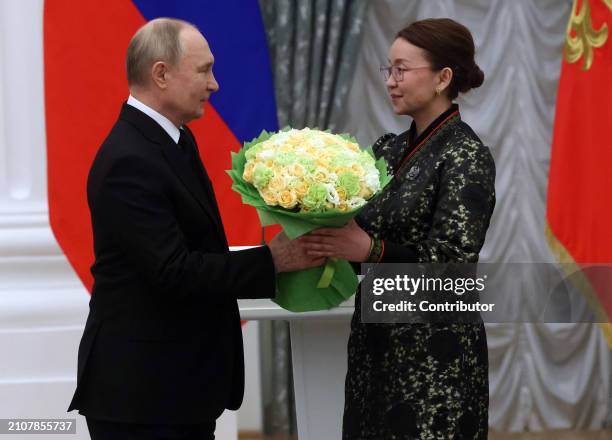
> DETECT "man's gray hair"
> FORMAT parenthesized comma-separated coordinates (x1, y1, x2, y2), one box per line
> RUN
(126, 18, 197, 87)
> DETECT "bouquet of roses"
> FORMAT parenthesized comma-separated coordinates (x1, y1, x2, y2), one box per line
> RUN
(227, 127, 392, 312)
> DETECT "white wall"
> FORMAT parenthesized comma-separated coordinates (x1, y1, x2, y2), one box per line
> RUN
(0, 1, 92, 437)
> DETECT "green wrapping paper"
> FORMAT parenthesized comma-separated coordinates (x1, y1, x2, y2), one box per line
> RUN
(227, 129, 392, 312)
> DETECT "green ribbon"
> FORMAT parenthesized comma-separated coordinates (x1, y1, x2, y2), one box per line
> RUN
(317, 257, 338, 288)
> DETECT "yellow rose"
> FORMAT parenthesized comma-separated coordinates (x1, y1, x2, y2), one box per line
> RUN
(278, 190, 298, 209)
(243, 162, 255, 182)
(313, 168, 329, 182)
(268, 175, 287, 193)
(290, 163, 305, 177)
(316, 158, 330, 168)
(358, 184, 373, 199)
(261, 190, 278, 206)
(338, 202, 349, 211)
(323, 135, 336, 145)
(291, 180, 309, 197)
(336, 187, 347, 202)
(351, 163, 365, 177)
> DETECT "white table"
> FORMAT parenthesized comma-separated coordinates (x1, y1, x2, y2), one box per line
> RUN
(239, 297, 355, 440)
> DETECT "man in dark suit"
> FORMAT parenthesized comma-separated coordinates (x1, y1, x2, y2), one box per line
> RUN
(68, 18, 322, 440)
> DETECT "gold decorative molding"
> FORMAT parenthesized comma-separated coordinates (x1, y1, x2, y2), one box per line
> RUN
(565, 0, 609, 70)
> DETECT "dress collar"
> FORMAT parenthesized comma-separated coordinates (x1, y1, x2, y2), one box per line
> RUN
(405, 103, 460, 148)
(395, 103, 461, 174)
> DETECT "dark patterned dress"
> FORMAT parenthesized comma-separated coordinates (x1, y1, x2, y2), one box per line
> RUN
(342, 104, 496, 440)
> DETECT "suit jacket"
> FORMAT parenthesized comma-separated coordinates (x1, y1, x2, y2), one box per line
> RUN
(68, 103, 276, 424)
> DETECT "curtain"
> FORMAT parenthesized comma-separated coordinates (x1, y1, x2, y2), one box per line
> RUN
(332, 0, 610, 431)
(260, 0, 368, 129)
(257, 0, 369, 437)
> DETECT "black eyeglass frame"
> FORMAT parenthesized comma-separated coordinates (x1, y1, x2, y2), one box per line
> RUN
(379, 64, 431, 82)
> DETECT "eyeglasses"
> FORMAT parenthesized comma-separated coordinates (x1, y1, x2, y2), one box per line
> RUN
(379, 64, 430, 82)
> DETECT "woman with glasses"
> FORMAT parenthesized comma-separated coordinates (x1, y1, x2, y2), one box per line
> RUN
(301, 18, 496, 439)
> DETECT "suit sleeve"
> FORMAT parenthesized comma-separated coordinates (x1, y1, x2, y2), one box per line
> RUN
(375, 143, 496, 264)
(91, 153, 276, 302)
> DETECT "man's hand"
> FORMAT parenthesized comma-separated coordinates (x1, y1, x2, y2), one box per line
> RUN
(268, 231, 326, 273)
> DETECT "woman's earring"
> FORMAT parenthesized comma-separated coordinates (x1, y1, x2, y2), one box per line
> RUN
(435, 88, 441, 96)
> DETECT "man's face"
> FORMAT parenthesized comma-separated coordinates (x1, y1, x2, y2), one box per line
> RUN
(164, 28, 219, 126)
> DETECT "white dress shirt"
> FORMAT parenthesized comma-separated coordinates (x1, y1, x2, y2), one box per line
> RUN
(126, 95, 181, 144)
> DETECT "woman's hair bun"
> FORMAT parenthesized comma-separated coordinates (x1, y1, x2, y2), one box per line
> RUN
(467, 64, 485, 89)
(397, 19, 485, 98)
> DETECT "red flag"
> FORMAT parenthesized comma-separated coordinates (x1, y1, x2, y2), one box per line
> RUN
(546, 0, 612, 344)
(45, 0, 279, 293)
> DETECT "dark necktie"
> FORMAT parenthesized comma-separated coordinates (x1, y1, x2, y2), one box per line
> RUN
(177, 131, 227, 245)
(178, 130, 197, 166)
(178, 130, 217, 205)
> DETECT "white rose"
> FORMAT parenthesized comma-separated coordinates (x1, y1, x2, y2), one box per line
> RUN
(325, 184, 340, 205)
(258, 149, 274, 159)
(348, 197, 367, 209)
(364, 170, 380, 192)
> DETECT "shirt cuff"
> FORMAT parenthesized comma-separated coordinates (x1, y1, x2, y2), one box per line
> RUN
(379, 240, 418, 263)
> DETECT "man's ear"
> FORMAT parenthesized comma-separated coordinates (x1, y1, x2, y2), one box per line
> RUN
(151, 61, 169, 89)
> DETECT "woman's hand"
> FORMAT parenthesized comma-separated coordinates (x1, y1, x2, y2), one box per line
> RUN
(300, 219, 372, 262)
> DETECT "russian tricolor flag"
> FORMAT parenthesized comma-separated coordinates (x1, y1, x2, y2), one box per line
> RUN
(44, 0, 278, 290)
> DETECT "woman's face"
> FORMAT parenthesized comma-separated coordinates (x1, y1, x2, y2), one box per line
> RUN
(385, 38, 438, 116)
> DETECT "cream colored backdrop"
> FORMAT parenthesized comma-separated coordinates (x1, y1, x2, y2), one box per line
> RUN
(333, 0, 610, 431)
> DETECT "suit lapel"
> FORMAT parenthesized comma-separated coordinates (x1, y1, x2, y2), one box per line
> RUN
(162, 145, 227, 244)
(119, 103, 228, 246)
